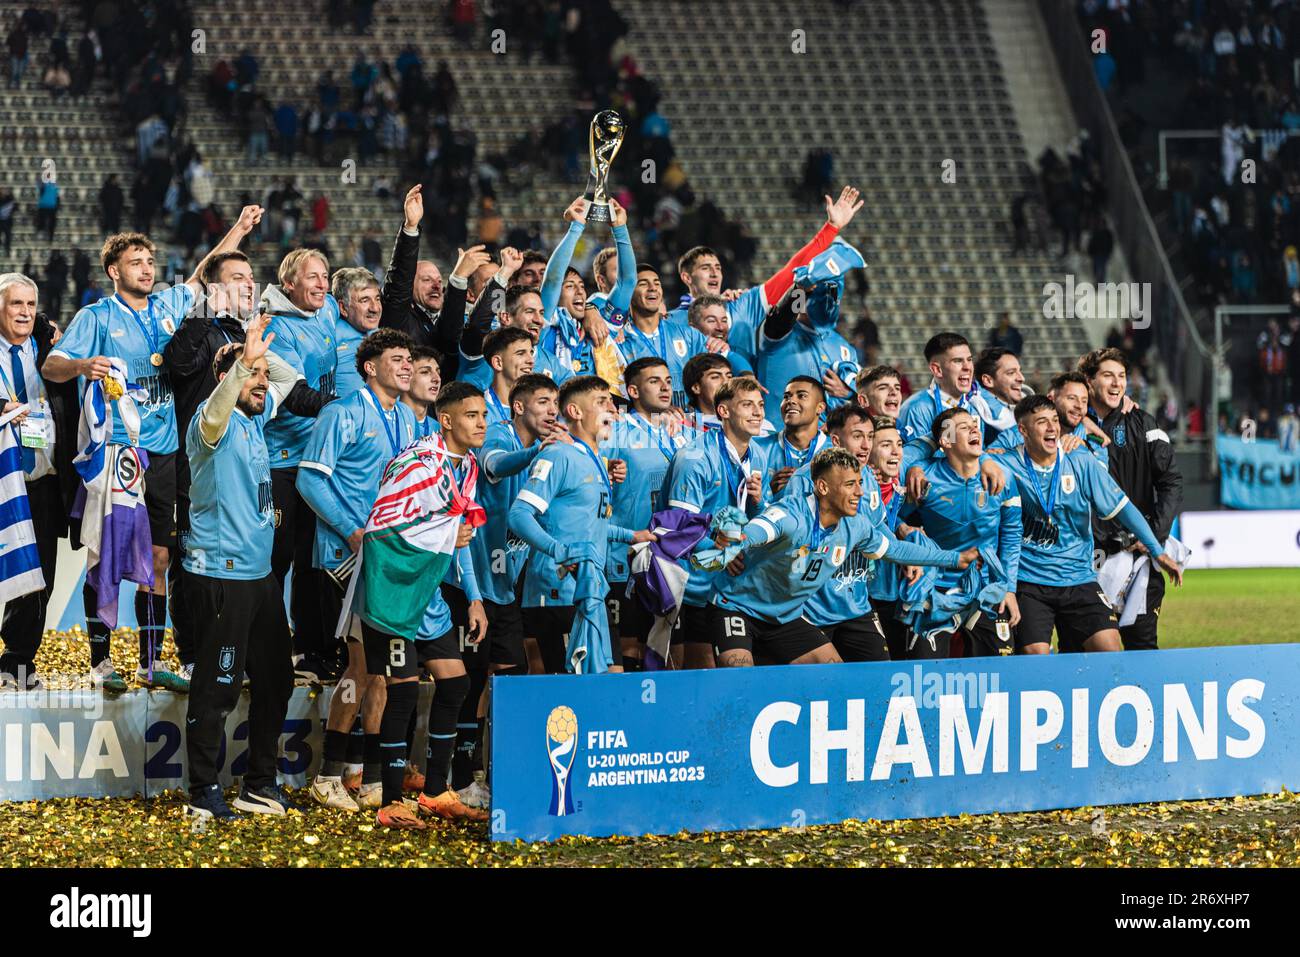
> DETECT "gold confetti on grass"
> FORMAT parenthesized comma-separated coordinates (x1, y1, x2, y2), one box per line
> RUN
(0, 789, 1295, 868)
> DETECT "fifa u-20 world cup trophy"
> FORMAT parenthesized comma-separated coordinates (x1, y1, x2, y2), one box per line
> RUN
(584, 109, 626, 224)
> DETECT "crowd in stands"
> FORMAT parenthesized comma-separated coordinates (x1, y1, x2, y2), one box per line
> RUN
(1081, 0, 1300, 430)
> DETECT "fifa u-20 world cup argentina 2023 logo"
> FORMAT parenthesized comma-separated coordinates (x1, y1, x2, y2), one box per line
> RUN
(546, 706, 578, 816)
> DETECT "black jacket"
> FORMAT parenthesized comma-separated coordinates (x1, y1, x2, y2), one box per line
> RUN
(1090, 404, 1183, 553)
(33, 312, 80, 540)
(378, 224, 466, 379)
(163, 309, 335, 493)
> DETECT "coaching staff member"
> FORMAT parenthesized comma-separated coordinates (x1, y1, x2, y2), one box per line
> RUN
(183, 315, 301, 821)
(1080, 347, 1183, 650)
(379, 184, 467, 380)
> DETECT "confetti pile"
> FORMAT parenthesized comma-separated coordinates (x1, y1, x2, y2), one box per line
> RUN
(1, 790, 1297, 868)
(17, 629, 1300, 867)
(35, 627, 184, 690)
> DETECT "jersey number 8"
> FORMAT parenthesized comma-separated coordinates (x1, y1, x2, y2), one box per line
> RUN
(389, 639, 406, 668)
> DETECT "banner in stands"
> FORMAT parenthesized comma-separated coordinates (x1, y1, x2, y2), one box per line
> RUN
(490, 646, 1300, 842)
(1217, 434, 1300, 510)
(0, 685, 438, 802)
(1179, 509, 1300, 568)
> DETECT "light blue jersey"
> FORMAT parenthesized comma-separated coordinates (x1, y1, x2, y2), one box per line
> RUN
(601, 412, 692, 581)
(331, 318, 367, 399)
(754, 428, 832, 499)
(52, 285, 196, 452)
(666, 284, 769, 366)
(263, 293, 341, 468)
(412, 412, 439, 439)
(988, 419, 1109, 468)
(658, 430, 768, 607)
(710, 493, 890, 625)
(908, 456, 1023, 590)
(994, 447, 1161, 588)
(474, 422, 541, 604)
(297, 388, 416, 571)
(756, 323, 859, 422)
(783, 463, 963, 625)
(510, 440, 633, 607)
(483, 384, 512, 429)
(617, 316, 713, 410)
(183, 391, 278, 579)
(456, 344, 573, 392)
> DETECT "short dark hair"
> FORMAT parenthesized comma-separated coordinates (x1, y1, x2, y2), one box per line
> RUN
(503, 283, 539, 316)
(1049, 370, 1089, 394)
(678, 245, 718, 277)
(931, 406, 977, 447)
(784, 374, 826, 400)
(1078, 347, 1129, 379)
(409, 344, 442, 366)
(624, 356, 670, 390)
(975, 347, 1016, 385)
(557, 374, 609, 419)
(687, 294, 728, 327)
(635, 261, 659, 276)
(201, 250, 250, 286)
(682, 352, 730, 407)
(1015, 394, 1055, 421)
(859, 365, 901, 390)
(509, 372, 558, 409)
(434, 380, 483, 415)
(483, 326, 534, 362)
(563, 266, 583, 283)
(826, 403, 870, 434)
(811, 446, 859, 483)
(355, 328, 413, 378)
(519, 250, 548, 270)
(924, 332, 971, 362)
(100, 232, 155, 275)
(871, 415, 899, 434)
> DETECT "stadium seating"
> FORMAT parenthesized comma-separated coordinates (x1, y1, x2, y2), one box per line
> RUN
(0, 0, 1101, 391)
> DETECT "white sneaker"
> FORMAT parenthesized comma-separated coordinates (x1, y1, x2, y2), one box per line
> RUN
(356, 782, 382, 809)
(90, 658, 128, 693)
(310, 775, 360, 811)
(457, 779, 491, 810)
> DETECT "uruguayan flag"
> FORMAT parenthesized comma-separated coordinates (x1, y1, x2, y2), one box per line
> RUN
(0, 404, 46, 605)
(71, 359, 154, 628)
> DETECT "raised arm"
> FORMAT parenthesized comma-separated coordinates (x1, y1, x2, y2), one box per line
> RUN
(186, 205, 263, 295)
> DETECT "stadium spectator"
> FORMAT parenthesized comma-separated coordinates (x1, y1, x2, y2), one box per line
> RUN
(34, 177, 57, 241)
(0, 187, 14, 256)
(7, 17, 27, 88)
(988, 312, 1024, 356)
(98, 174, 123, 235)
(41, 250, 66, 324)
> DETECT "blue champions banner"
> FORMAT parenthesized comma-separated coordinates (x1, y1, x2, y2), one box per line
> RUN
(489, 645, 1300, 842)
(1218, 434, 1300, 509)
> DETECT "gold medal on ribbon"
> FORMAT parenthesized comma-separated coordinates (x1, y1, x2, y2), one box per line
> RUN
(150, 353, 164, 367)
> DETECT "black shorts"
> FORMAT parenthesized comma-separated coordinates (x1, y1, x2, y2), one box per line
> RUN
(441, 583, 488, 671)
(707, 604, 830, 664)
(361, 621, 454, 679)
(485, 594, 526, 671)
(962, 609, 1015, 657)
(523, 602, 619, 674)
(607, 581, 652, 642)
(676, 602, 709, 646)
(143, 449, 177, 548)
(1016, 581, 1119, 652)
(870, 598, 910, 662)
(820, 613, 890, 662)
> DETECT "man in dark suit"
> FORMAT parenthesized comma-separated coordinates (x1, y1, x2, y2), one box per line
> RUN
(0, 274, 78, 689)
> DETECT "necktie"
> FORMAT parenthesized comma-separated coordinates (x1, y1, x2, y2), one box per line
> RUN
(11, 344, 34, 475)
